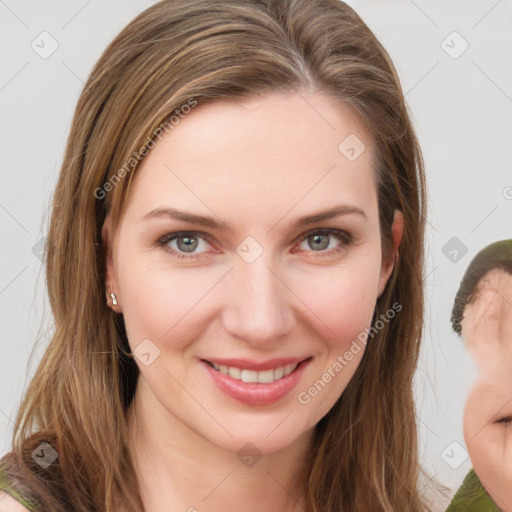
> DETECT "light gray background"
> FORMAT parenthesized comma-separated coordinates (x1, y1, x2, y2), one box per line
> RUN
(1, 1, 511, 509)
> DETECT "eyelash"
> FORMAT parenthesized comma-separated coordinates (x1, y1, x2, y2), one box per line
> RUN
(494, 416, 512, 426)
(156, 228, 352, 260)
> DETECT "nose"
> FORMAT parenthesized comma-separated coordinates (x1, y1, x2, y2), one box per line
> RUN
(221, 251, 295, 347)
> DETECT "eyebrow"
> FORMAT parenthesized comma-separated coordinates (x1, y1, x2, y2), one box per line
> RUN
(141, 205, 367, 231)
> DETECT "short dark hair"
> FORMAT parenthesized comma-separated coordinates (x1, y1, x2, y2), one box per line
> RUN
(451, 239, 512, 335)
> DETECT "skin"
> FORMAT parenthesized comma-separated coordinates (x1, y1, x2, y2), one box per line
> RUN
(102, 90, 403, 512)
(462, 270, 512, 512)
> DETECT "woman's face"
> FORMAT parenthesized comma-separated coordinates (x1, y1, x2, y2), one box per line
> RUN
(103, 91, 401, 454)
(462, 270, 512, 511)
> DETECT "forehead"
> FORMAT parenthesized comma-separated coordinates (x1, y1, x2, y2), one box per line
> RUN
(465, 375, 512, 420)
(464, 269, 512, 321)
(124, 90, 378, 227)
(461, 270, 512, 370)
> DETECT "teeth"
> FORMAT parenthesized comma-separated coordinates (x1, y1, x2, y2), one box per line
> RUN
(209, 362, 299, 383)
(228, 366, 241, 379)
(257, 369, 274, 384)
(241, 369, 258, 383)
(284, 363, 297, 375)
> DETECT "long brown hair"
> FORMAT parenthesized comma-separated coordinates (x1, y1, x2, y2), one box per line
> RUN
(6, 0, 430, 510)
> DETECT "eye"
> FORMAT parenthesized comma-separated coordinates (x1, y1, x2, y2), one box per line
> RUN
(156, 228, 352, 259)
(157, 231, 216, 259)
(494, 415, 512, 427)
(293, 228, 352, 257)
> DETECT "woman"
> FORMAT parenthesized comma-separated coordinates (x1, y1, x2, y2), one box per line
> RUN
(0, 0, 431, 510)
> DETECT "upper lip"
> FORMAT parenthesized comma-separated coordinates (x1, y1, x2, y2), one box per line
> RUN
(201, 356, 311, 371)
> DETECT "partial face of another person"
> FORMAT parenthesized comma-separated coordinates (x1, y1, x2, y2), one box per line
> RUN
(103, 91, 401, 455)
(462, 270, 512, 511)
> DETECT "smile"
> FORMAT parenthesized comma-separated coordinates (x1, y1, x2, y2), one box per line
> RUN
(201, 357, 313, 406)
(205, 361, 299, 383)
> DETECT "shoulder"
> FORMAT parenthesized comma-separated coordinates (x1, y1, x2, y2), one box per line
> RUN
(0, 490, 32, 511)
(446, 469, 501, 512)
(0, 452, 37, 512)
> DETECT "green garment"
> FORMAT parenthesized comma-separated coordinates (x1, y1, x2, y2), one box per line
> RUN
(446, 468, 502, 512)
(0, 453, 38, 511)
(1, 453, 504, 512)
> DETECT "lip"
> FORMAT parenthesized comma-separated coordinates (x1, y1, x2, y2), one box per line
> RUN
(201, 357, 312, 406)
(201, 356, 308, 371)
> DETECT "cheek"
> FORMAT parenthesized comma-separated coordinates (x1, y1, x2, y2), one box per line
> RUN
(463, 395, 489, 466)
(119, 262, 222, 347)
(289, 254, 381, 343)
(464, 405, 512, 494)
(115, 233, 196, 345)
(469, 429, 512, 508)
(292, 255, 382, 415)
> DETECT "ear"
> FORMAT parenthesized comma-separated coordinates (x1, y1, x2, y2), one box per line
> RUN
(377, 210, 404, 297)
(101, 214, 122, 312)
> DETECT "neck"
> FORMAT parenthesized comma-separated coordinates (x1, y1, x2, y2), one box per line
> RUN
(124, 375, 313, 512)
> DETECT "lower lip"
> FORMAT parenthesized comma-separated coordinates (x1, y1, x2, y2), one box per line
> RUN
(201, 359, 312, 406)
